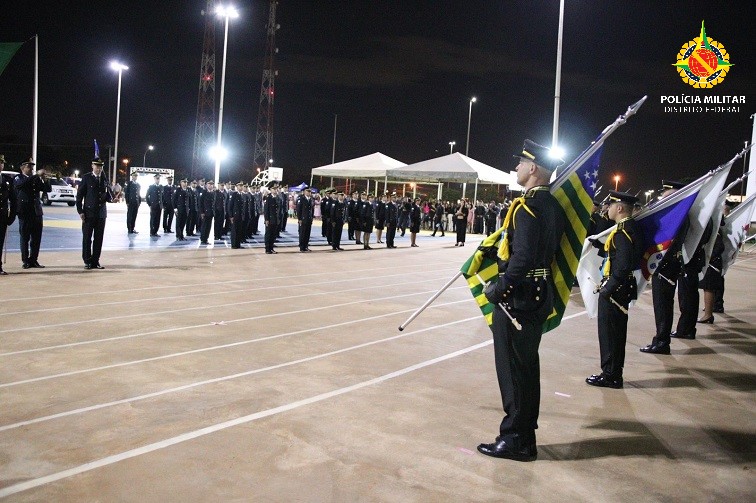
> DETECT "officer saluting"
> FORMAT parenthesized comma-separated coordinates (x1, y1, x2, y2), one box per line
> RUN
(14, 158, 51, 269)
(586, 191, 643, 389)
(478, 139, 565, 462)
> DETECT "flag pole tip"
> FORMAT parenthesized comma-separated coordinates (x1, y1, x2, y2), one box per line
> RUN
(398, 326, 404, 332)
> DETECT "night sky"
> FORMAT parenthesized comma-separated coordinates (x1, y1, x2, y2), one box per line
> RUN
(2, 1, 754, 194)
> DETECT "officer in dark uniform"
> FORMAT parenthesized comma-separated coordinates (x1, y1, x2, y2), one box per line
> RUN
(0, 155, 17, 275)
(330, 191, 346, 251)
(264, 185, 280, 254)
(241, 184, 251, 243)
(474, 200, 485, 234)
(213, 182, 226, 241)
(478, 139, 565, 462)
(124, 171, 141, 234)
(145, 174, 162, 236)
(431, 199, 445, 236)
(346, 190, 358, 241)
(226, 181, 244, 248)
(375, 193, 387, 244)
(321, 189, 331, 242)
(14, 158, 51, 268)
(296, 187, 315, 252)
(172, 178, 189, 240)
(354, 192, 365, 244)
(199, 180, 216, 245)
(76, 157, 114, 269)
(360, 193, 375, 249)
(586, 191, 643, 389)
(640, 180, 687, 354)
(186, 180, 198, 236)
(161, 176, 175, 233)
(385, 192, 398, 248)
(409, 197, 421, 247)
(251, 185, 262, 235)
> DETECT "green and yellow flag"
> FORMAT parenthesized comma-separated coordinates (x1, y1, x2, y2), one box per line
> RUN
(460, 96, 647, 333)
(0, 42, 24, 77)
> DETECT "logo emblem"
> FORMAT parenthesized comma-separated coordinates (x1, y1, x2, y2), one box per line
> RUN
(673, 21, 732, 88)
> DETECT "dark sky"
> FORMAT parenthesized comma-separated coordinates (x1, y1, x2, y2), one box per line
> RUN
(2, 1, 754, 193)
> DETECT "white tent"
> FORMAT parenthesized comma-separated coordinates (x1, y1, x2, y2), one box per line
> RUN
(310, 152, 406, 178)
(386, 153, 515, 200)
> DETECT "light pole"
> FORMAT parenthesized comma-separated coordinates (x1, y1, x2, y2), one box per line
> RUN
(552, 0, 565, 153)
(614, 175, 621, 191)
(143, 145, 154, 167)
(449, 141, 455, 154)
(110, 61, 128, 184)
(212, 4, 239, 185)
(464, 97, 477, 198)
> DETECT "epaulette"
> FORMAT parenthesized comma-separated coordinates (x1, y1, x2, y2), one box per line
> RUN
(524, 185, 549, 199)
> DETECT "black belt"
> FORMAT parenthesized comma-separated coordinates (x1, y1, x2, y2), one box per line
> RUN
(525, 268, 551, 279)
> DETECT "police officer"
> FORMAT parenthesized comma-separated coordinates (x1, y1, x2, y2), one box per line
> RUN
(76, 157, 114, 269)
(199, 180, 216, 245)
(0, 155, 17, 275)
(321, 189, 332, 243)
(431, 199, 445, 237)
(172, 178, 189, 241)
(264, 185, 280, 254)
(346, 190, 359, 241)
(251, 185, 263, 235)
(640, 180, 687, 355)
(14, 158, 51, 269)
(145, 174, 163, 236)
(226, 181, 244, 249)
(296, 187, 315, 252)
(186, 180, 198, 237)
(330, 191, 346, 251)
(478, 139, 565, 462)
(162, 175, 175, 233)
(124, 171, 141, 234)
(354, 192, 365, 245)
(409, 197, 421, 247)
(375, 193, 387, 244)
(385, 192, 398, 249)
(360, 193, 375, 249)
(586, 191, 643, 388)
(213, 182, 226, 241)
(241, 184, 252, 243)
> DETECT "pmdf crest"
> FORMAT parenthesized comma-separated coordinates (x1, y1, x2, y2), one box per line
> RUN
(673, 21, 733, 88)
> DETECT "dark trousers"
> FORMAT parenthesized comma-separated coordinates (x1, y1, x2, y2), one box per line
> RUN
(162, 205, 174, 232)
(214, 212, 224, 240)
(187, 210, 197, 235)
(230, 219, 242, 248)
(492, 306, 542, 446)
(175, 210, 187, 239)
(652, 274, 677, 344)
(456, 219, 467, 243)
(431, 220, 444, 235)
(126, 202, 139, 232)
(332, 221, 344, 249)
(265, 220, 278, 252)
(714, 281, 725, 311)
(18, 215, 43, 265)
(251, 213, 260, 234)
(347, 219, 356, 240)
(82, 216, 106, 265)
(597, 294, 628, 379)
(474, 216, 484, 234)
(149, 206, 161, 235)
(299, 219, 312, 250)
(676, 268, 699, 336)
(0, 218, 8, 268)
(323, 217, 331, 243)
(200, 215, 214, 243)
(386, 222, 396, 247)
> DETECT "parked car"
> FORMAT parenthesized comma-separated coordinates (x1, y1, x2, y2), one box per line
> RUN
(43, 178, 76, 206)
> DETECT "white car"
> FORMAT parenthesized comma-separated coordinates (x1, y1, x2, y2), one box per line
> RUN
(43, 178, 77, 206)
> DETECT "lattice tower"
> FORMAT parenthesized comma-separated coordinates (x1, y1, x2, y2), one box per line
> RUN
(191, 0, 217, 179)
(253, 0, 279, 171)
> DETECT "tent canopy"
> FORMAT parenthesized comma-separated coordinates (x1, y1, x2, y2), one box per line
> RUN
(386, 153, 515, 185)
(310, 152, 406, 179)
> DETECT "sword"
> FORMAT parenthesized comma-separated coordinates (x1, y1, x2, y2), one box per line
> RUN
(592, 279, 629, 315)
(707, 263, 721, 273)
(657, 272, 676, 286)
(498, 302, 522, 330)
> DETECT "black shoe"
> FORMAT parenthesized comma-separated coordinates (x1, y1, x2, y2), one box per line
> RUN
(200, 241, 209, 245)
(696, 316, 714, 325)
(150, 233, 160, 237)
(0, 269, 6, 275)
(477, 438, 537, 462)
(712, 307, 724, 313)
(640, 339, 671, 354)
(585, 373, 623, 389)
(337, 247, 345, 251)
(431, 233, 436, 237)
(32, 262, 45, 268)
(671, 329, 696, 339)
(22, 263, 31, 269)
(93, 263, 104, 269)
(85, 263, 92, 270)
(355, 241, 362, 245)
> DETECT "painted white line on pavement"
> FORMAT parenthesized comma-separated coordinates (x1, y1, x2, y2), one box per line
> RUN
(0, 300, 470, 432)
(1, 259, 463, 303)
(0, 285, 469, 385)
(0, 317, 487, 499)
(0, 274, 459, 335)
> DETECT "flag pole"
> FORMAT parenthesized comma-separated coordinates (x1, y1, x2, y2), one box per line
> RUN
(398, 272, 462, 331)
(32, 35, 38, 171)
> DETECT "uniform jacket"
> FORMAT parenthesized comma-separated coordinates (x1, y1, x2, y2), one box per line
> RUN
(602, 217, 643, 303)
(296, 195, 315, 222)
(330, 200, 346, 224)
(161, 184, 175, 208)
(386, 201, 398, 225)
(124, 180, 141, 205)
(1, 174, 17, 222)
(14, 173, 51, 217)
(200, 190, 216, 217)
(226, 190, 244, 219)
(76, 171, 114, 219)
(172, 186, 188, 212)
(264, 193, 279, 223)
(145, 184, 162, 208)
